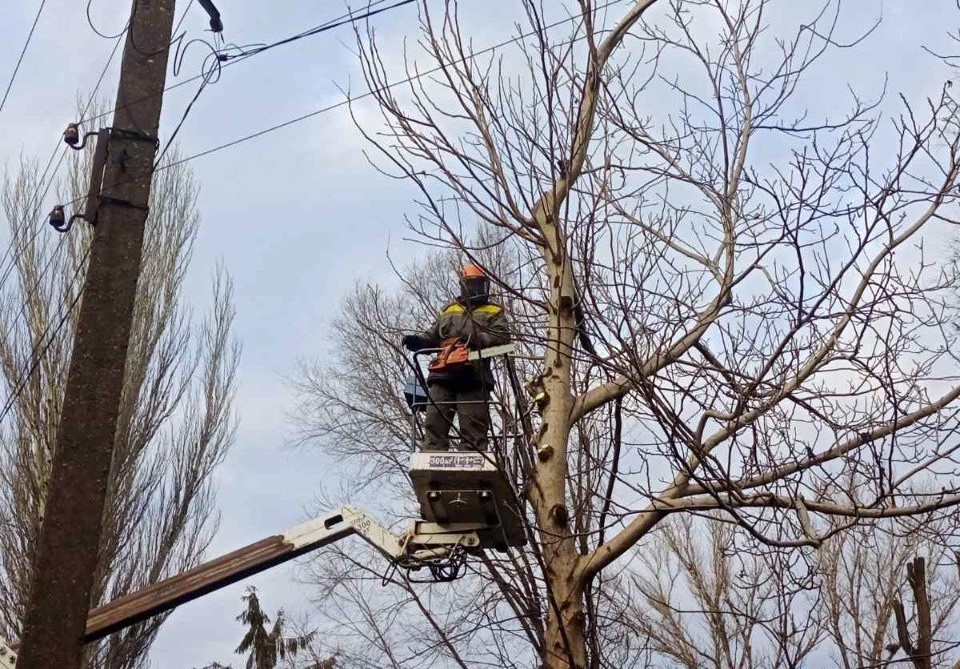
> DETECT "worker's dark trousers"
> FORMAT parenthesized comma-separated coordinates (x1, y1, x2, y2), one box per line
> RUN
(423, 382, 490, 451)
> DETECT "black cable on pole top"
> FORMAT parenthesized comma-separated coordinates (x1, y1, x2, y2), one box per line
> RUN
(197, 0, 224, 33)
(76, 0, 405, 127)
(0, 0, 49, 115)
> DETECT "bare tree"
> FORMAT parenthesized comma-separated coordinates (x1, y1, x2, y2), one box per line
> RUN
(814, 518, 960, 668)
(625, 514, 822, 668)
(295, 258, 960, 669)
(837, 530, 960, 669)
(0, 104, 239, 668)
(623, 512, 960, 669)
(292, 0, 960, 666)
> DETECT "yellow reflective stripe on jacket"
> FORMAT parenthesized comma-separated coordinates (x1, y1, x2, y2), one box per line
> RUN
(440, 303, 502, 316)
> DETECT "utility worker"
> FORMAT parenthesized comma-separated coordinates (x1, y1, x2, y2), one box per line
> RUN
(402, 264, 510, 451)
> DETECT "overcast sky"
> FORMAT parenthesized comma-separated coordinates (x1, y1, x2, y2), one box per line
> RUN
(2, 0, 960, 666)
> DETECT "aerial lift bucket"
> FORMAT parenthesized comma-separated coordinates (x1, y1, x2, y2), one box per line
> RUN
(407, 344, 526, 552)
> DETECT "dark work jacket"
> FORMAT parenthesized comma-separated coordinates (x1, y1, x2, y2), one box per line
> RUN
(417, 300, 510, 388)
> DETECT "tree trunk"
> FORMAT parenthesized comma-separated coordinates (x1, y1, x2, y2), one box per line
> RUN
(542, 550, 587, 669)
(535, 252, 587, 669)
(536, 404, 587, 668)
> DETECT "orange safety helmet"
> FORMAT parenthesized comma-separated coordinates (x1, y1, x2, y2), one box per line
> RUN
(460, 263, 486, 279)
(459, 263, 490, 303)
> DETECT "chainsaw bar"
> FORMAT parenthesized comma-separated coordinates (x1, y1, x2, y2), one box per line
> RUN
(468, 343, 516, 360)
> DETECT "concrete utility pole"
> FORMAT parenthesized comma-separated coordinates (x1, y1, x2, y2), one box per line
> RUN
(17, 0, 177, 667)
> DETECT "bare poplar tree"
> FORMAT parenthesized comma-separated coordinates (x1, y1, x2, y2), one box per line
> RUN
(0, 105, 239, 668)
(622, 513, 960, 668)
(293, 0, 960, 666)
(625, 515, 822, 668)
(816, 518, 960, 668)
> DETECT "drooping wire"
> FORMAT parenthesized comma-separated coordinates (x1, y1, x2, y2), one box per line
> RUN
(85, 0, 129, 40)
(0, 0, 49, 115)
(88, 0, 200, 65)
(75, 0, 403, 128)
(143, 0, 398, 171)
(157, 0, 412, 168)
(173, 0, 198, 41)
(156, 25, 226, 167)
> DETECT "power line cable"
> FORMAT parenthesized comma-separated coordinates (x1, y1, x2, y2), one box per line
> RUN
(218, 0, 415, 62)
(164, 1, 617, 169)
(76, 0, 401, 127)
(0, 34, 123, 297)
(155, 55, 219, 167)
(0, 0, 49, 115)
(112, 0, 414, 174)
(0, 245, 90, 427)
(46, 0, 626, 214)
(173, 0, 198, 41)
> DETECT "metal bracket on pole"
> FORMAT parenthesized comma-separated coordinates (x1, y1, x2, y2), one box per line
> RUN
(83, 129, 110, 224)
(49, 128, 111, 233)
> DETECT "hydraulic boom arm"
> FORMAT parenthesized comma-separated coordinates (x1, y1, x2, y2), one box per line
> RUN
(84, 506, 479, 642)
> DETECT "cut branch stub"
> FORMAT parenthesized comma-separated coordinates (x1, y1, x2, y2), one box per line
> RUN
(894, 556, 932, 669)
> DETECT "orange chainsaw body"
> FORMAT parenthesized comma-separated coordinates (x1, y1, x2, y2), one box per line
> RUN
(428, 339, 471, 373)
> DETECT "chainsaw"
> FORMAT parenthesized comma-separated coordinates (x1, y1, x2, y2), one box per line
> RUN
(428, 340, 515, 373)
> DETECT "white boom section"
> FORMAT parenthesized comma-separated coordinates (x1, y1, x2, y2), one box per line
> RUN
(85, 506, 476, 642)
(285, 505, 406, 559)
